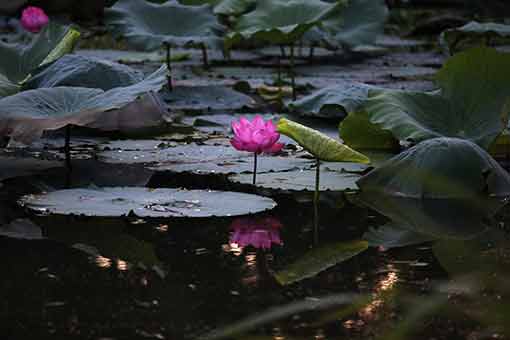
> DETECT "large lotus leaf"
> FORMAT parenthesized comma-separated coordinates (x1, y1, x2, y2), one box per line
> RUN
(179, 0, 255, 15)
(440, 21, 510, 55)
(0, 65, 168, 143)
(225, 0, 340, 48)
(25, 54, 143, 91)
(105, 0, 222, 51)
(161, 85, 255, 112)
(0, 22, 80, 84)
(363, 223, 434, 249)
(289, 81, 377, 119)
(0, 219, 43, 240)
(277, 118, 370, 163)
(0, 74, 20, 99)
(339, 110, 400, 151)
(229, 165, 361, 192)
(274, 240, 368, 285)
(359, 191, 504, 240)
(357, 137, 510, 199)
(365, 47, 510, 149)
(320, 0, 388, 48)
(19, 187, 277, 217)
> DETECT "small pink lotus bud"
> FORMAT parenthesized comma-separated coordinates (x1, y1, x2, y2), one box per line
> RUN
(230, 217, 283, 250)
(230, 115, 284, 155)
(21, 6, 49, 33)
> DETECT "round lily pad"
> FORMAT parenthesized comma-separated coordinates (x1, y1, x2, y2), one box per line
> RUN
(19, 187, 276, 218)
(230, 167, 361, 192)
(99, 141, 311, 174)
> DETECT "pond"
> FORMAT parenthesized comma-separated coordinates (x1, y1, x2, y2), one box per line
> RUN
(2, 0, 510, 339)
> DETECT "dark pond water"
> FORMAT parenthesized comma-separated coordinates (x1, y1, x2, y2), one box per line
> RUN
(1, 159, 509, 340)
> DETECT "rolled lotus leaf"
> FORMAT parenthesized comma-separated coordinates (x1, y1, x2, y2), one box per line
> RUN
(357, 137, 510, 199)
(277, 118, 370, 163)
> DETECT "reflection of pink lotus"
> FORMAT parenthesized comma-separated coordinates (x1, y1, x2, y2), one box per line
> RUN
(21, 6, 49, 33)
(230, 217, 283, 250)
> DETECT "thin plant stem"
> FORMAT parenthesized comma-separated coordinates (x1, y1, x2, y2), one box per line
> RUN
(64, 125, 72, 171)
(279, 45, 286, 58)
(309, 45, 315, 63)
(290, 43, 296, 101)
(201, 43, 209, 69)
(253, 153, 258, 185)
(277, 56, 281, 84)
(164, 42, 173, 91)
(313, 158, 320, 245)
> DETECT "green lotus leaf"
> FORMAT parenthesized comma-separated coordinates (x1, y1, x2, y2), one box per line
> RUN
(289, 81, 376, 119)
(365, 47, 510, 149)
(440, 21, 510, 55)
(0, 65, 168, 142)
(320, 0, 388, 48)
(0, 74, 20, 98)
(0, 22, 80, 86)
(179, 0, 255, 16)
(274, 240, 368, 285)
(339, 110, 399, 151)
(105, 0, 222, 51)
(225, 0, 340, 48)
(359, 191, 505, 240)
(363, 223, 434, 249)
(25, 54, 143, 91)
(357, 137, 510, 199)
(277, 118, 370, 163)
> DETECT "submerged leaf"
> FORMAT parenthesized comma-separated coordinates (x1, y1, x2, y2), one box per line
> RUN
(357, 137, 510, 199)
(274, 240, 368, 285)
(277, 118, 370, 163)
(365, 47, 510, 149)
(105, 0, 222, 51)
(20, 187, 277, 218)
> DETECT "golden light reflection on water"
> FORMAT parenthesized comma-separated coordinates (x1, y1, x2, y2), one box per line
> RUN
(343, 267, 399, 329)
(94, 255, 129, 271)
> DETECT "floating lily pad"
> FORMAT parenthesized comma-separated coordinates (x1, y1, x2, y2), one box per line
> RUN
(100, 141, 311, 174)
(230, 166, 361, 192)
(161, 86, 255, 112)
(25, 54, 144, 90)
(20, 187, 276, 218)
(357, 137, 510, 199)
(105, 0, 222, 51)
(274, 240, 368, 285)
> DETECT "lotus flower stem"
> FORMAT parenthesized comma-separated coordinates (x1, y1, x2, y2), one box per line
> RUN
(279, 45, 286, 58)
(64, 125, 72, 171)
(163, 42, 173, 91)
(289, 44, 296, 101)
(253, 153, 258, 185)
(309, 46, 315, 63)
(201, 43, 209, 68)
(313, 157, 320, 244)
(277, 56, 281, 84)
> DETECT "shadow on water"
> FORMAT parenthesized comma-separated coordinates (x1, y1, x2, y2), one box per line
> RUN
(1, 165, 510, 339)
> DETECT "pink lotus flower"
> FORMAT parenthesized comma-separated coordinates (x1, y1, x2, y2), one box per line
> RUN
(21, 6, 49, 33)
(231, 116, 284, 154)
(230, 217, 283, 250)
